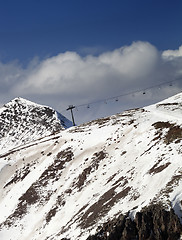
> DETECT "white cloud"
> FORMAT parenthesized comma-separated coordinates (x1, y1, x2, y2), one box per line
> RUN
(0, 41, 182, 123)
(13, 42, 161, 97)
(162, 45, 182, 58)
(99, 41, 159, 78)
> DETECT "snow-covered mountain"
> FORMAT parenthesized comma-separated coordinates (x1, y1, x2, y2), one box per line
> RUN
(1, 93, 182, 239)
(0, 97, 72, 154)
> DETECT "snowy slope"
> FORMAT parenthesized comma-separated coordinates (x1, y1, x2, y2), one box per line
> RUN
(0, 97, 72, 154)
(0, 93, 182, 239)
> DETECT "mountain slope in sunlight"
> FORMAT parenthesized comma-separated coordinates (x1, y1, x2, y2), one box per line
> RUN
(0, 93, 182, 239)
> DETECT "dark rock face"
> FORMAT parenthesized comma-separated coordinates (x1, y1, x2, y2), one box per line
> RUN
(87, 204, 182, 240)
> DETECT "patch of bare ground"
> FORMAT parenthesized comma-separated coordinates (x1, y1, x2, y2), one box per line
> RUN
(94, 117, 111, 128)
(129, 188, 140, 201)
(76, 166, 92, 190)
(79, 186, 131, 229)
(156, 103, 180, 111)
(1, 183, 51, 228)
(112, 176, 128, 187)
(73, 203, 90, 219)
(165, 126, 182, 144)
(140, 141, 160, 156)
(106, 173, 118, 185)
(58, 203, 90, 236)
(74, 151, 107, 191)
(46, 206, 58, 223)
(120, 107, 146, 115)
(69, 126, 88, 133)
(1, 148, 73, 228)
(0, 202, 27, 228)
(157, 103, 179, 107)
(148, 158, 171, 175)
(45, 194, 66, 223)
(19, 184, 40, 205)
(39, 147, 74, 186)
(91, 151, 107, 169)
(4, 161, 37, 188)
(152, 121, 182, 144)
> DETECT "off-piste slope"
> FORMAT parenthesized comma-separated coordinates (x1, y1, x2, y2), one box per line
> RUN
(0, 97, 72, 154)
(0, 93, 182, 239)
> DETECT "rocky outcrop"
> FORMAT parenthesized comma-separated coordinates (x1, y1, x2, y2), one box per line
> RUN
(87, 204, 182, 240)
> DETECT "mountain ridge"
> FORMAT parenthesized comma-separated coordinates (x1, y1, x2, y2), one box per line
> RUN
(0, 93, 182, 239)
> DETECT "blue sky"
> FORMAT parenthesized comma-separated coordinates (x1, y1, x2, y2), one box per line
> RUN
(0, 0, 182, 123)
(0, 0, 181, 62)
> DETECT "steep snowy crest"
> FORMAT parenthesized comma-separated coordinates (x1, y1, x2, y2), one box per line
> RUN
(0, 97, 72, 154)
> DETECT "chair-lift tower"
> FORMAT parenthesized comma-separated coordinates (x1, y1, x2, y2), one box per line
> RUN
(66, 105, 76, 126)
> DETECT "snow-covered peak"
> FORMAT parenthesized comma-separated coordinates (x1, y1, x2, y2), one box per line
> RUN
(0, 97, 72, 154)
(5, 97, 40, 107)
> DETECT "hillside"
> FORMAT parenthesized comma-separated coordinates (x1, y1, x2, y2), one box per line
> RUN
(0, 93, 182, 239)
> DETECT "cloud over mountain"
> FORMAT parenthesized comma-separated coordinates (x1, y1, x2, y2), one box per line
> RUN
(0, 41, 182, 123)
(12, 42, 163, 96)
